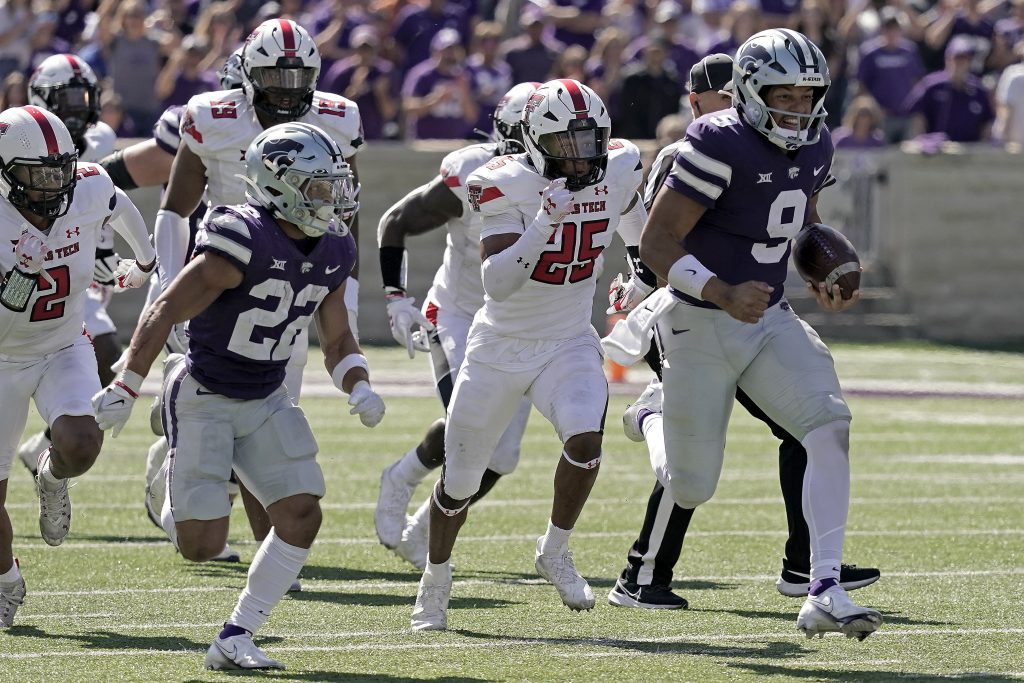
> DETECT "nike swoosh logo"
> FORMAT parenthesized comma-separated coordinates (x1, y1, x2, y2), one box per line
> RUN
(326, 265, 341, 274)
(109, 398, 125, 406)
(671, 328, 689, 335)
(684, 269, 696, 275)
(196, 388, 219, 395)
(813, 165, 826, 176)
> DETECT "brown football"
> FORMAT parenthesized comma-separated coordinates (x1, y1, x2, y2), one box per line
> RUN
(792, 223, 861, 300)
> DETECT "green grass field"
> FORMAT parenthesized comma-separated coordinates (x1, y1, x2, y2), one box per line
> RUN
(3, 343, 1023, 682)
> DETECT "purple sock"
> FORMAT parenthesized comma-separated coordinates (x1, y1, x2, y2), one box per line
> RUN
(809, 578, 838, 596)
(218, 623, 251, 640)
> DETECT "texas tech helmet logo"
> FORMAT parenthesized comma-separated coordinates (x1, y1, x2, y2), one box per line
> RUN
(524, 92, 546, 116)
(0, 122, 8, 137)
(262, 137, 305, 175)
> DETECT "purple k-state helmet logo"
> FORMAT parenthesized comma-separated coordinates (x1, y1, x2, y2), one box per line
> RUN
(261, 137, 306, 176)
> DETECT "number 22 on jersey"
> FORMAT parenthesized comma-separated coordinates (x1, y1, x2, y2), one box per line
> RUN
(530, 219, 609, 285)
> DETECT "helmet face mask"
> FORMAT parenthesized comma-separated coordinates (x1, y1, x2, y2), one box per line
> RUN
(242, 20, 321, 126)
(522, 79, 611, 191)
(732, 29, 830, 150)
(243, 122, 356, 238)
(218, 49, 244, 90)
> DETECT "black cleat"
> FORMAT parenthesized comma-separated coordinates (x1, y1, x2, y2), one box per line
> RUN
(777, 561, 881, 597)
(607, 578, 688, 609)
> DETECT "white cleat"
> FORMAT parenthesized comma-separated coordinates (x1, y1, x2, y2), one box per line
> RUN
(16, 432, 49, 476)
(0, 570, 26, 628)
(211, 544, 241, 563)
(796, 584, 883, 641)
(36, 474, 71, 547)
(149, 396, 164, 436)
(622, 380, 663, 443)
(146, 456, 170, 537)
(393, 515, 428, 571)
(375, 460, 417, 549)
(411, 565, 451, 631)
(535, 537, 595, 611)
(204, 633, 284, 670)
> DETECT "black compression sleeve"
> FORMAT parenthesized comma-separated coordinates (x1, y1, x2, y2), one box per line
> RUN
(99, 150, 139, 191)
(626, 245, 658, 288)
(379, 246, 406, 291)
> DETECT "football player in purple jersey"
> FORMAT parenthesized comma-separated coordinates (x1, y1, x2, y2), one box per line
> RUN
(605, 54, 879, 611)
(639, 30, 883, 640)
(92, 122, 385, 670)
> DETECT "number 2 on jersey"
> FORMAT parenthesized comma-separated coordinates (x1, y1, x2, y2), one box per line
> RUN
(531, 219, 609, 285)
(30, 265, 70, 322)
(228, 279, 328, 361)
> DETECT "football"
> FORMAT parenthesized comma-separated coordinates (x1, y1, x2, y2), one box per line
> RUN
(792, 223, 861, 300)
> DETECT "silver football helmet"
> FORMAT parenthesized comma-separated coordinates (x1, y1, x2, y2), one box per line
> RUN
(243, 122, 356, 238)
(732, 29, 830, 150)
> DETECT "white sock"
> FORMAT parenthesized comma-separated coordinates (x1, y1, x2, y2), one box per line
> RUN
(145, 437, 168, 488)
(392, 447, 432, 487)
(38, 451, 63, 491)
(228, 528, 310, 634)
(801, 421, 851, 583)
(159, 482, 179, 550)
(0, 561, 20, 583)
(423, 559, 450, 584)
(539, 520, 571, 555)
(409, 496, 430, 528)
(644, 416, 671, 489)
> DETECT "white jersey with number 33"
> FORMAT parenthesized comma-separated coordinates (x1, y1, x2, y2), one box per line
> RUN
(467, 139, 643, 340)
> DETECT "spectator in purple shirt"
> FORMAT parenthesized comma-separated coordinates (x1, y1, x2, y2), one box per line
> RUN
(155, 36, 220, 109)
(706, 1, 761, 60)
(832, 95, 887, 149)
(549, 0, 606, 51)
(903, 35, 995, 142)
(27, 13, 71, 74)
(624, 1, 700, 82)
(500, 5, 563, 84)
(401, 28, 478, 139)
(311, 0, 369, 74)
(322, 25, 398, 140)
(990, 0, 1024, 71)
(392, 0, 467, 77)
(466, 22, 512, 138)
(614, 33, 685, 139)
(857, 8, 925, 142)
(924, 0, 996, 73)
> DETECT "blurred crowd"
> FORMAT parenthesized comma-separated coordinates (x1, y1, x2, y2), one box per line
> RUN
(1, 0, 1023, 146)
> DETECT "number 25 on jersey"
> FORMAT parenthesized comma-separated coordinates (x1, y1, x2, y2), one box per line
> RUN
(530, 219, 609, 285)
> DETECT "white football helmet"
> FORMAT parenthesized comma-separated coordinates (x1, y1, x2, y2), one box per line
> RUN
(492, 81, 541, 154)
(218, 48, 244, 90)
(732, 29, 831, 150)
(28, 53, 101, 153)
(0, 106, 78, 219)
(243, 122, 356, 238)
(241, 19, 321, 125)
(521, 78, 611, 191)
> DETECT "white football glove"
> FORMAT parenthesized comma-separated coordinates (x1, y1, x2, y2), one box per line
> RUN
(93, 249, 120, 286)
(348, 380, 385, 427)
(92, 370, 144, 438)
(113, 258, 156, 290)
(386, 292, 435, 359)
(535, 178, 575, 226)
(14, 231, 49, 273)
(607, 272, 656, 314)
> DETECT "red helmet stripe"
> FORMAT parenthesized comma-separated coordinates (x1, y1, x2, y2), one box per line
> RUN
(24, 105, 60, 155)
(558, 79, 588, 120)
(279, 19, 297, 57)
(63, 54, 83, 79)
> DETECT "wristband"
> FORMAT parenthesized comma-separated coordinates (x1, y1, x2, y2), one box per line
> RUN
(331, 353, 369, 392)
(117, 368, 145, 396)
(379, 246, 407, 291)
(667, 254, 716, 301)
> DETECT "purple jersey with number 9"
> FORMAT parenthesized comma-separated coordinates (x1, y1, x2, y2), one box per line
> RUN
(663, 108, 834, 309)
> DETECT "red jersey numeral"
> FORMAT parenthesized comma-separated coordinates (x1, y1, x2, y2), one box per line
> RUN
(530, 219, 609, 285)
(30, 265, 71, 322)
(210, 101, 238, 119)
(317, 100, 346, 117)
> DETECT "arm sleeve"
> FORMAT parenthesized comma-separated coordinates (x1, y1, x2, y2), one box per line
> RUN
(481, 220, 553, 302)
(615, 193, 646, 247)
(107, 187, 157, 265)
(153, 208, 190, 290)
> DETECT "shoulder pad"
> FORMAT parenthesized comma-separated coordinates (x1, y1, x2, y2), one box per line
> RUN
(441, 143, 498, 190)
(466, 155, 543, 217)
(605, 138, 644, 198)
(153, 105, 184, 155)
(196, 205, 256, 268)
(308, 91, 363, 157)
(82, 123, 116, 162)
(181, 90, 249, 151)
